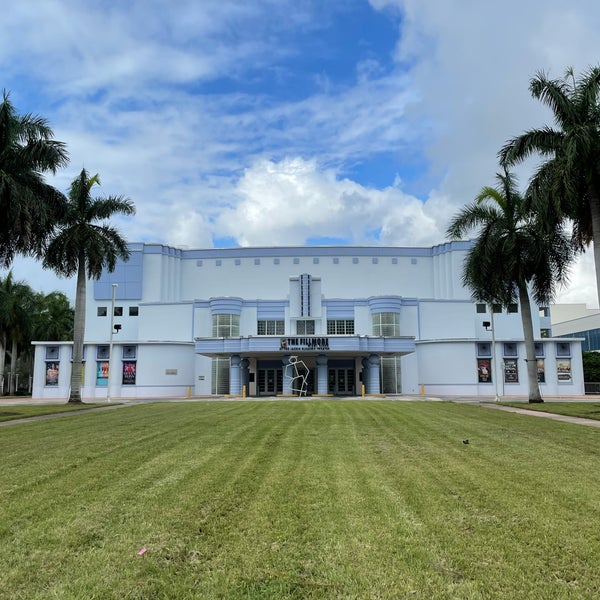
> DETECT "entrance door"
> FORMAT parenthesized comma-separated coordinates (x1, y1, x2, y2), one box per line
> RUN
(257, 368, 283, 396)
(328, 368, 355, 395)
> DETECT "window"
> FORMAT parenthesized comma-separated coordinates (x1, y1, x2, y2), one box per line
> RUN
(477, 343, 491, 357)
(556, 342, 571, 357)
(122, 345, 137, 359)
(254, 258, 260, 265)
(352, 258, 359, 264)
(212, 357, 230, 394)
(476, 303, 487, 314)
(212, 314, 240, 338)
(380, 356, 402, 393)
(257, 320, 284, 335)
(296, 320, 315, 335)
(96, 345, 110, 360)
(503, 343, 518, 357)
(539, 306, 550, 318)
(97, 307, 107, 317)
(327, 320, 355, 335)
(372, 313, 400, 336)
(313, 258, 319, 264)
(235, 259, 241, 266)
(392, 258, 398, 265)
(333, 257, 339, 264)
(534, 343, 545, 357)
(372, 257, 378, 264)
(114, 306, 123, 317)
(274, 258, 280, 265)
(508, 303, 518, 313)
(541, 328, 551, 338)
(492, 304, 502, 314)
(45, 346, 60, 360)
(129, 306, 139, 316)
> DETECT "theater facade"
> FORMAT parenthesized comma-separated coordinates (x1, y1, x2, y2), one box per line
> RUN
(31, 242, 585, 399)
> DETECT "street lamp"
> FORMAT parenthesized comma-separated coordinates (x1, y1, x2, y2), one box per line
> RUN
(484, 307, 501, 402)
(107, 283, 118, 402)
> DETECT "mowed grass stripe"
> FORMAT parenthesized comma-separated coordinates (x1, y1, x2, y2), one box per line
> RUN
(1, 401, 600, 599)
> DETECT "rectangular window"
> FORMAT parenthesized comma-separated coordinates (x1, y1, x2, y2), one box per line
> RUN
(296, 320, 315, 335)
(257, 320, 284, 335)
(97, 307, 107, 317)
(477, 342, 491, 357)
(96, 345, 110, 360)
(539, 306, 550, 318)
(114, 306, 123, 317)
(534, 342, 544, 357)
(503, 343, 518, 357)
(541, 328, 551, 338)
(476, 303, 487, 314)
(492, 304, 502, 314)
(122, 345, 137, 359)
(45, 346, 60, 360)
(556, 342, 571, 357)
(327, 320, 355, 335)
(129, 306, 139, 316)
(372, 313, 400, 336)
(212, 314, 240, 338)
(212, 357, 230, 394)
(508, 303, 518, 313)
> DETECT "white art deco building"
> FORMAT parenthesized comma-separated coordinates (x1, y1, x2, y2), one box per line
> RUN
(32, 242, 585, 399)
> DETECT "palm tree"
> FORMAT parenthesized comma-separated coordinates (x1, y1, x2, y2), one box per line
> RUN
(43, 169, 135, 403)
(31, 291, 74, 341)
(0, 90, 68, 266)
(0, 272, 34, 394)
(499, 66, 600, 305)
(447, 169, 573, 403)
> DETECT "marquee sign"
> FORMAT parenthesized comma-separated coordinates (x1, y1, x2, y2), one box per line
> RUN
(280, 337, 330, 351)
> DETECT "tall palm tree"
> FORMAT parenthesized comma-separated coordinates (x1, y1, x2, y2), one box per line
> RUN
(499, 66, 600, 305)
(44, 169, 135, 403)
(0, 90, 68, 266)
(447, 169, 573, 403)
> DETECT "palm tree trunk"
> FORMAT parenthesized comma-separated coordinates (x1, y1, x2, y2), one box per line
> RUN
(518, 282, 543, 403)
(69, 254, 86, 403)
(9, 337, 17, 395)
(589, 187, 600, 308)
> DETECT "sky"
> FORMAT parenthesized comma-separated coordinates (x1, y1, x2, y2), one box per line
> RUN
(2, 0, 600, 308)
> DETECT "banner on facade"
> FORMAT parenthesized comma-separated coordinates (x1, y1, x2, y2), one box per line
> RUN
(280, 337, 330, 351)
(45, 362, 59, 386)
(557, 359, 572, 382)
(477, 358, 491, 383)
(122, 361, 137, 385)
(504, 358, 518, 383)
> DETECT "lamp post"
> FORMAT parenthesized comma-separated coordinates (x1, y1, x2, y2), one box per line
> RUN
(107, 283, 118, 402)
(490, 308, 500, 402)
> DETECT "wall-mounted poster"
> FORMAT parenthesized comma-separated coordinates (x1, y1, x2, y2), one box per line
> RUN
(45, 362, 59, 386)
(536, 359, 545, 383)
(504, 358, 518, 383)
(122, 361, 136, 385)
(96, 361, 109, 386)
(477, 359, 492, 383)
(557, 359, 572, 382)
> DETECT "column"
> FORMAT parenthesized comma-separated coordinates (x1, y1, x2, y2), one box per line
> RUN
(367, 354, 381, 395)
(282, 355, 293, 395)
(240, 358, 250, 396)
(229, 354, 241, 395)
(316, 354, 328, 395)
(361, 357, 369, 392)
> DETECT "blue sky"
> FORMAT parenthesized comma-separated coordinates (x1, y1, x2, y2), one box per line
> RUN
(2, 0, 600, 307)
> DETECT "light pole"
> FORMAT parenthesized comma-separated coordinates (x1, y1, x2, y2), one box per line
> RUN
(489, 308, 500, 402)
(107, 283, 118, 402)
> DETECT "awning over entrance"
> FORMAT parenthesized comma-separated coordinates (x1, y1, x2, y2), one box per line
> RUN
(194, 335, 415, 357)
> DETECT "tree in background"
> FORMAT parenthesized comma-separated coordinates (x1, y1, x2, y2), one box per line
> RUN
(500, 66, 600, 307)
(447, 169, 573, 403)
(44, 169, 135, 403)
(0, 90, 68, 266)
(31, 291, 74, 341)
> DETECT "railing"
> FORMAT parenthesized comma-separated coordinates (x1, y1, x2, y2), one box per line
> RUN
(585, 382, 600, 395)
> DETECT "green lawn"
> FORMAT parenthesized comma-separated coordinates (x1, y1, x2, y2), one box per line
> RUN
(501, 401, 600, 420)
(1, 401, 600, 599)
(0, 402, 107, 422)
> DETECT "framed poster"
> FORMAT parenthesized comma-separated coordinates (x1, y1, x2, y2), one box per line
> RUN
(45, 362, 59, 386)
(122, 361, 136, 385)
(96, 361, 109, 386)
(536, 359, 545, 383)
(504, 358, 518, 383)
(557, 359, 572, 382)
(477, 358, 492, 383)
